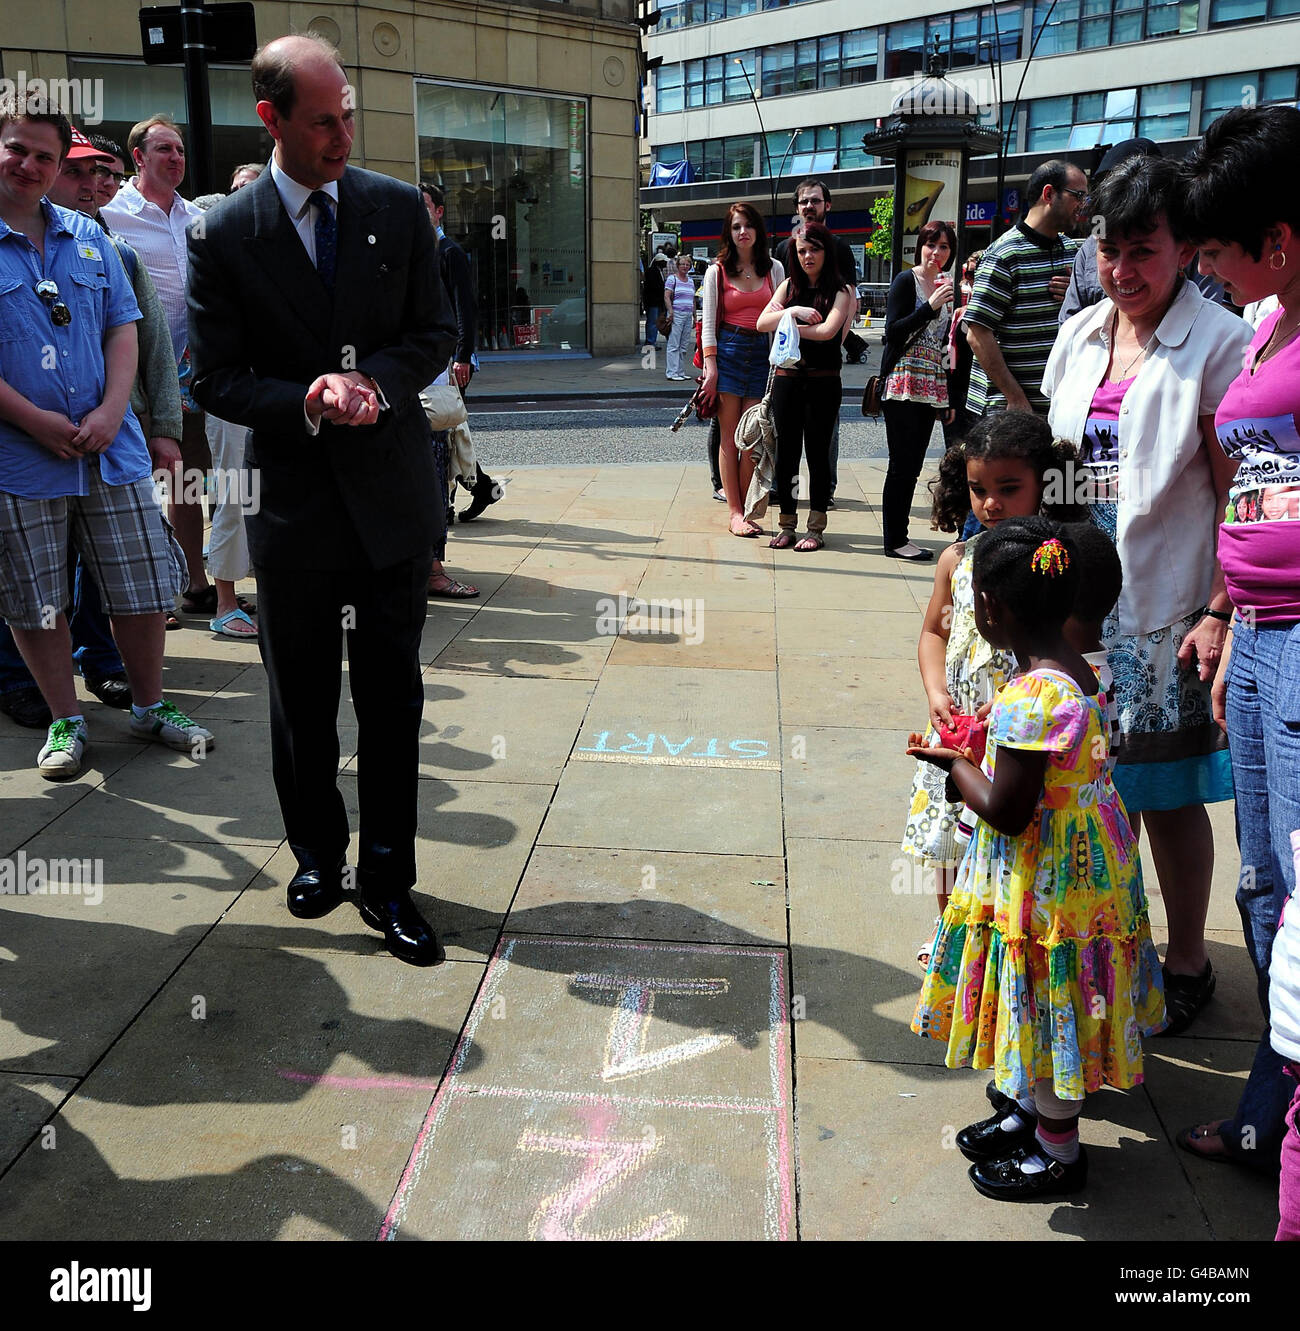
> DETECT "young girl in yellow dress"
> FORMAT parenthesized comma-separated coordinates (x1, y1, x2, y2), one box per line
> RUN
(908, 516, 1165, 1201)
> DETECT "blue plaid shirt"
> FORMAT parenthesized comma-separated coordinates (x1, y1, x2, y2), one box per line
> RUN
(0, 199, 148, 498)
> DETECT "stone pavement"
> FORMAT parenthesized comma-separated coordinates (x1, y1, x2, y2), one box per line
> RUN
(0, 462, 1279, 1241)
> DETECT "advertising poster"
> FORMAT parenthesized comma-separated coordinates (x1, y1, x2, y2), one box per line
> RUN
(901, 147, 963, 252)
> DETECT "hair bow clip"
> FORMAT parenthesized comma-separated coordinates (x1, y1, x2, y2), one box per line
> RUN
(1030, 537, 1069, 576)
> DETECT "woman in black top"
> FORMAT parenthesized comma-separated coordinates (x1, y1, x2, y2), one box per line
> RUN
(881, 220, 957, 561)
(756, 222, 856, 551)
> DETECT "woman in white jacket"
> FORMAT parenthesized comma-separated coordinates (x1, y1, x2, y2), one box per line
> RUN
(1043, 155, 1252, 1036)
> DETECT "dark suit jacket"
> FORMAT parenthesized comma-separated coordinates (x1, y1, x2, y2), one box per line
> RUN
(186, 165, 456, 570)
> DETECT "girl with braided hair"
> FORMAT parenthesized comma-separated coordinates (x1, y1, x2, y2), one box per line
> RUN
(908, 516, 1166, 1201)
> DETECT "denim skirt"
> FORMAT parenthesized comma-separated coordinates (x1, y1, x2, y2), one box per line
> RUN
(716, 325, 770, 399)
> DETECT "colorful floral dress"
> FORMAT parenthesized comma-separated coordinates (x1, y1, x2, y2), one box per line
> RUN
(901, 534, 1016, 867)
(911, 669, 1166, 1100)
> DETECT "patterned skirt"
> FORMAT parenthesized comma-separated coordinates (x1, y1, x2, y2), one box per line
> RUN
(1092, 500, 1233, 812)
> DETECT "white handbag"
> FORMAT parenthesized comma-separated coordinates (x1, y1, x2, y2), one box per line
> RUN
(419, 383, 468, 431)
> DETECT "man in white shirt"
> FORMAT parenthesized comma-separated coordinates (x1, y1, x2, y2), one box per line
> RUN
(101, 115, 213, 624)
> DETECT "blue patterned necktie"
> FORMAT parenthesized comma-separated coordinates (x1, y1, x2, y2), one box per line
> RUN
(310, 190, 336, 293)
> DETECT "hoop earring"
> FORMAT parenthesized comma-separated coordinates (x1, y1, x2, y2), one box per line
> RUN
(1270, 248, 1288, 271)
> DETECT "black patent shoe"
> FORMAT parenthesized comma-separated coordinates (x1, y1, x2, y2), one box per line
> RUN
(85, 671, 132, 710)
(459, 469, 502, 522)
(968, 1144, 1088, 1201)
(357, 887, 443, 967)
(986, 1080, 1015, 1114)
(957, 1107, 1039, 1162)
(286, 863, 346, 919)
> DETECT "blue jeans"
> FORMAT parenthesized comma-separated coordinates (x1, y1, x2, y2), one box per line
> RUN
(1222, 615, 1300, 1167)
(0, 552, 123, 693)
(644, 306, 662, 348)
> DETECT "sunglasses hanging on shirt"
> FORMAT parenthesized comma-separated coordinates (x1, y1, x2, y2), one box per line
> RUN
(35, 280, 72, 327)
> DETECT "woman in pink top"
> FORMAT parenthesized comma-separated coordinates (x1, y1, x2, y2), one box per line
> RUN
(1168, 105, 1300, 1191)
(700, 203, 785, 537)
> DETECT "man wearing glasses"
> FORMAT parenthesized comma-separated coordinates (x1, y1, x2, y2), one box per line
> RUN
(0, 109, 212, 778)
(962, 159, 1089, 417)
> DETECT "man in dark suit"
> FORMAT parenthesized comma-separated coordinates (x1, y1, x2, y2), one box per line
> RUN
(187, 34, 456, 965)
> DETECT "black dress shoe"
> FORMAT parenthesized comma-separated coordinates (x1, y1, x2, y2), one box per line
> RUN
(968, 1144, 1088, 1201)
(0, 685, 52, 729)
(884, 544, 934, 562)
(85, 671, 132, 710)
(357, 887, 442, 967)
(286, 864, 346, 919)
(459, 468, 501, 522)
(956, 1107, 1039, 1161)
(986, 1079, 1015, 1114)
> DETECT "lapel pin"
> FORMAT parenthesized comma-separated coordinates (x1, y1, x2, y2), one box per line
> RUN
(367, 234, 376, 244)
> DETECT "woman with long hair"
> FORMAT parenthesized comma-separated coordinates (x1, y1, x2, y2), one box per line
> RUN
(881, 220, 958, 561)
(701, 203, 785, 536)
(756, 222, 855, 550)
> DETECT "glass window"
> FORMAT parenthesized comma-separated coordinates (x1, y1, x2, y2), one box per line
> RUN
(704, 56, 725, 105)
(951, 10, 981, 67)
(727, 0, 758, 13)
(1210, 0, 1267, 21)
(839, 120, 874, 169)
(1262, 67, 1299, 102)
(1273, 0, 1300, 15)
(685, 59, 705, 108)
(1028, 95, 1073, 150)
(984, 4, 1024, 61)
(656, 64, 684, 114)
(1201, 72, 1251, 128)
(702, 139, 724, 181)
(795, 39, 818, 91)
(1138, 80, 1192, 138)
(1068, 121, 1105, 148)
(725, 51, 756, 102)
(761, 43, 795, 97)
(654, 143, 686, 166)
(724, 134, 758, 179)
(841, 30, 878, 85)
(416, 82, 588, 353)
(1033, 0, 1080, 54)
(886, 20, 926, 78)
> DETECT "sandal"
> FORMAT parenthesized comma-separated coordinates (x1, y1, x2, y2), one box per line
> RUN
(769, 531, 794, 549)
(1175, 1119, 1234, 1163)
(917, 915, 942, 967)
(794, 534, 824, 552)
(180, 586, 217, 615)
(1157, 960, 1215, 1037)
(209, 608, 259, 639)
(164, 610, 181, 630)
(427, 578, 479, 600)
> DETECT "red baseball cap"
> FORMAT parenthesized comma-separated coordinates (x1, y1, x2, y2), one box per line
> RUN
(66, 124, 113, 163)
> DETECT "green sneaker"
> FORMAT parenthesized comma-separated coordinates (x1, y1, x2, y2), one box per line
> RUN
(38, 718, 88, 781)
(129, 700, 215, 755)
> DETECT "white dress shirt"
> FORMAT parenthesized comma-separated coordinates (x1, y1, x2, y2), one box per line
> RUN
(100, 178, 201, 362)
(1044, 279, 1253, 635)
(268, 157, 337, 267)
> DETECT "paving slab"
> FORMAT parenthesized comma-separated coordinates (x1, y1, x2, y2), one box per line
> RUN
(382, 935, 794, 1241)
(0, 837, 268, 1077)
(510, 846, 786, 944)
(781, 725, 917, 842)
(0, 938, 484, 1240)
(607, 608, 776, 671)
(776, 608, 923, 659)
(416, 674, 595, 785)
(0, 1072, 78, 1169)
(787, 836, 938, 1064)
(794, 1057, 1217, 1241)
(1, 736, 144, 848)
(780, 655, 927, 731)
(51, 720, 356, 847)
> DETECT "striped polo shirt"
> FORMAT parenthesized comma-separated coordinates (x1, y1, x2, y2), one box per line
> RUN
(964, 221, 1078, 415)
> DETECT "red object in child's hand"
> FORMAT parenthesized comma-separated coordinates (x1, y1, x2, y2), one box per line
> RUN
(936, 713, 988, 765)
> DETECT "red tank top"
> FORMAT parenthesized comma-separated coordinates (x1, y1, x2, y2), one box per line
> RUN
(720, 269, 773, 330)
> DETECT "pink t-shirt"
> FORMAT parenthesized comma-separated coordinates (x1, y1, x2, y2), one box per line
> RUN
(1214, 308, 1300, 624)
(719, 271, 773, 330)
(1078, 374, 1134, 502)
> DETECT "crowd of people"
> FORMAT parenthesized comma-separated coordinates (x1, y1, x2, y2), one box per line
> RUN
(1, 30, 1298, 1237)
(896, 108, 1299, 1236)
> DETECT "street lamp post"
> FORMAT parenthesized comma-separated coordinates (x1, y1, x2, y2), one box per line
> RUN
(733, 57, 778, 227)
